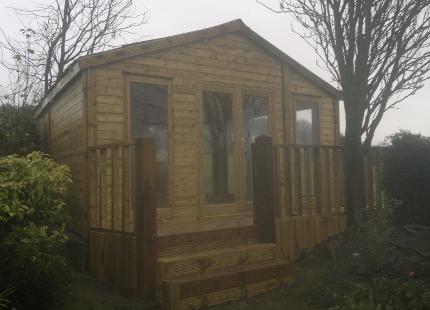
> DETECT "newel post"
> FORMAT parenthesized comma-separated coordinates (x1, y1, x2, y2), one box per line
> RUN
(252, 135, 277, 243)
(135, 137, 157, 301)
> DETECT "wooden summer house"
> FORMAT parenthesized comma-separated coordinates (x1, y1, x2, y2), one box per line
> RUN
(36, 19, 364, 309)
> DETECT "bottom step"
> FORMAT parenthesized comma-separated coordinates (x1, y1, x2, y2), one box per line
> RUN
(163, 259, 294, 310)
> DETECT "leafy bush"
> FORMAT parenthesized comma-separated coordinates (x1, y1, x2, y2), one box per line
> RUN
(357, 211, 393, 277)
(384, 130, 430, 225)
(0, 288, 13, 309)
(0, 104, 39, 157)
(0, 152, 71, 309)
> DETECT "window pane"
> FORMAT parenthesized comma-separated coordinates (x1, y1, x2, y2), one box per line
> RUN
(130, 83, 168, 208)
(203, 91, 234, 204)
(243, 95, 268, 202)
(295, 101, 318, 197)
(296, 108, 313, 145)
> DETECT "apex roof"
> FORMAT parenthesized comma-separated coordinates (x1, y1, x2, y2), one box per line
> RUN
(41, 19, 341, 113)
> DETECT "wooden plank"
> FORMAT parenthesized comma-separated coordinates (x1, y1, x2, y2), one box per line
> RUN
(284, 147, 293, 217)
(273, 147, 283, 218)
(314, 148, 322, 215)
(88, 150, 97, 228)
(326, 148, 333, 214)
(157, 225, 257, 250)
(123, 146, 133, 232)
(100, 149, 108, 229)
(251, 135, 276, 243)
(135, 137, 157, 301)
(333, 148, 340, 214)
(295, 147, 303, 216)
(304, 147, 312, 216)
(172, 259, 291, 299)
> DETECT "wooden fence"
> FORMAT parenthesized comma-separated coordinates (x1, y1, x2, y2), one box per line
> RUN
(252, 136, 385, 261)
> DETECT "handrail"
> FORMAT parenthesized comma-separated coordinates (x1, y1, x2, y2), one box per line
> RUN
(88, 140, 135, 150)
(273, 143, 344, 149)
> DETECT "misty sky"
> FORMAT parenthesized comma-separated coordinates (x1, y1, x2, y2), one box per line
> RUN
(1, 0, 429, 144)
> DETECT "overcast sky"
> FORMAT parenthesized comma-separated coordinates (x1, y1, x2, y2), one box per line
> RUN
(1, 0, 429, 144)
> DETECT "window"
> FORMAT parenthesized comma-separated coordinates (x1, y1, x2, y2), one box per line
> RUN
(296, 101, 319, 145)
(295, 100, 319, 197)
(130, 82, 169, 208)
(242, 95, 269, 202)
(203, 91, 235, 204)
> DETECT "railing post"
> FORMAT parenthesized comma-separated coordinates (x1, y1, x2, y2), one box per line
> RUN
(135, 137, 157, 301)
(252, 135, 276, 243)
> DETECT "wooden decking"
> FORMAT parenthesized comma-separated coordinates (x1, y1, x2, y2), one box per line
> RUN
(86, 137, 386, 309)
(158, 215, 253, 237)
(157, 226, 292, 309)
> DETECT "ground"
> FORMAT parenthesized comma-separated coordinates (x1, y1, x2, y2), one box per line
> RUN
(61, 273, 156, 310)
(61, 220, 430, 310)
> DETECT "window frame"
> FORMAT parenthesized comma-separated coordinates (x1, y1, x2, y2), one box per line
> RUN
(293, 95, 321, 145)
(240, 89, 273, 210)
(126, 74, 174, 221)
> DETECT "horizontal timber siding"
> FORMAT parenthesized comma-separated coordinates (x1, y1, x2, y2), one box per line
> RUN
(49, 76, 87, 237)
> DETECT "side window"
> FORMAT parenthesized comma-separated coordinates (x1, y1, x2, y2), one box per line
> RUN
(295, 100, 319, 197)
(130, 82, 169, 208)
(242, 95, 269, 202)
(295, 100, 319, 145)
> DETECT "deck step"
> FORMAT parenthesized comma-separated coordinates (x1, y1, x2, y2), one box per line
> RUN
(157, 225, 258, 258)
(158, 243, 278, 280)
(163, 259, 293, 310)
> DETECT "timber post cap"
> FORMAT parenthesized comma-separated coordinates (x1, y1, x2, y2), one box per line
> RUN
(255, 135, 273, 144)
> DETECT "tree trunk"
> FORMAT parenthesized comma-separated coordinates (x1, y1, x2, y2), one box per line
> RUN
(344, 103, 366, 226)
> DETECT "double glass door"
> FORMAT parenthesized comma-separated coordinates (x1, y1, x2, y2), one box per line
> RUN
(202, 88, 269, 211)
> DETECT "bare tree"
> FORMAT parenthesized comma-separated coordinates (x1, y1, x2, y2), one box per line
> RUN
(261, 0, 430, 225)
(0, 28, 41, 107)
(0, 0, 146, 105)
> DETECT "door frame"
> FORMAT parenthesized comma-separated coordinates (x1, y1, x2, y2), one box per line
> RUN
(197, 81, 274, 218)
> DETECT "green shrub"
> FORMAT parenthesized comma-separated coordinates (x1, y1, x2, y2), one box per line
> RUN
(0, 152, 71, 309)
(0, 104, 39, 157)
(0, 288, 13, 309)
(357, 211, 393, 277)
(384, 130, 430, 225)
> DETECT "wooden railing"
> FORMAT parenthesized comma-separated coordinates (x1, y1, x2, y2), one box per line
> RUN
(273, 143, 345, 218)
(88, 140, 135, 232)
(87, 137, 157, 301)
(251, 136, 386, 254)
(364, 147, 386, 214)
